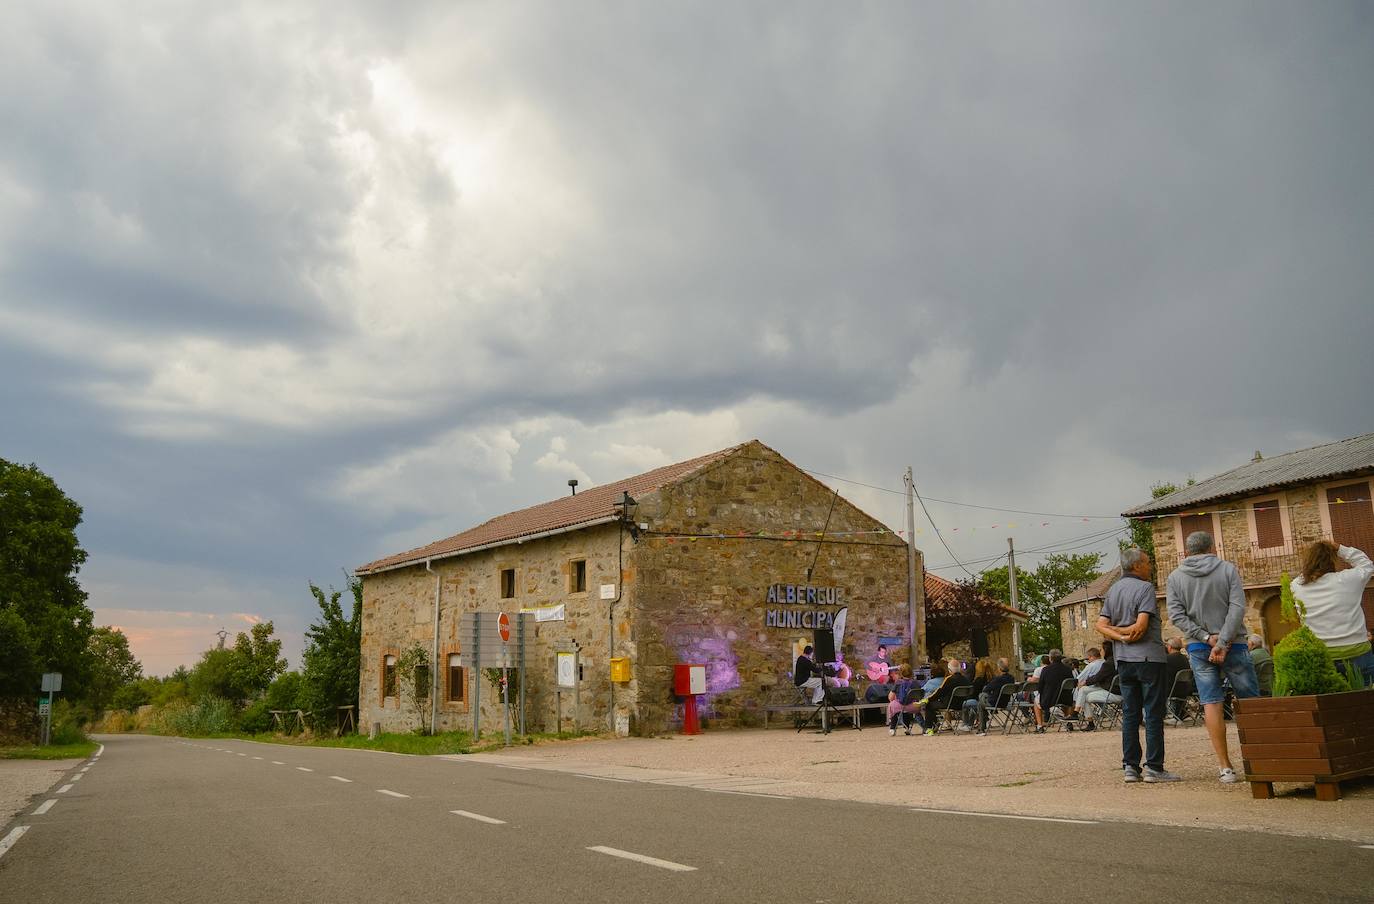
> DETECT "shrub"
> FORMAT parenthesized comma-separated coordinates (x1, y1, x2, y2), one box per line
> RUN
(1272, 573, 1352, 697)
(154, 696, 236, 736)
(49, 700, 89, 745)
(1273, 626, 1351, 696)
(239, 699, 273, 734)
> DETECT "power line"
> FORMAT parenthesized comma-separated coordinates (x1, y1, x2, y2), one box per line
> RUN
(909, 473, 975, 579)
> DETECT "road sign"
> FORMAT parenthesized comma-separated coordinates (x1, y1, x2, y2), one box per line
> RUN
(38, 702, 50, 716)
(41, 673, 62, 693)
(497, 612, 511, 643)
(556, 652, 577, 688)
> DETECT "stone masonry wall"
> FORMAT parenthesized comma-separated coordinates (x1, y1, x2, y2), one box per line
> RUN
(360, 523, 627, 737)
(625, 443, 913, 735)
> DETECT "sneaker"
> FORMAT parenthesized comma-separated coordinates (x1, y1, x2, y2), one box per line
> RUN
(1081, 722, 1096, 732)
(903, 723, 912, 736)
(1033, 726, 1046, 734)
(924, 728, 936, 736)
(1143, 767, 1183, 783)
(1219, 767, 1241, 784)
(889, 726, 896, 737)
(975, 730, 987, 737)
(955, 724, 973, 734)
(1124, 766, 1142, 784)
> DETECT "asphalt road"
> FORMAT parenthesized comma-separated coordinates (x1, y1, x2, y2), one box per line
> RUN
(1, 734, 1371, 903)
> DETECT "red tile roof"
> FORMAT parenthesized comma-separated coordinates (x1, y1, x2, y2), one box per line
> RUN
(925, 571, 1028, 619)
(356, 444, 744, 574)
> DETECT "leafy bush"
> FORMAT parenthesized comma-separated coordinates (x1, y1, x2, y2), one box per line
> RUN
(50, 700, 89, 745)
(1273, 626, 1351, 696)
(239, 699, 273, 734)
(1272, 573, 1351, 697)
(154, 696, 236, 736)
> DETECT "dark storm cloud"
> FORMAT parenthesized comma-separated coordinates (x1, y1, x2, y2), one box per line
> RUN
(1, 1, 1371, 666)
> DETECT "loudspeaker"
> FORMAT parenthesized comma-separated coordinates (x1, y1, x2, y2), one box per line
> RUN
(971, 629, 989, 658)
(813, 628, 836, 664)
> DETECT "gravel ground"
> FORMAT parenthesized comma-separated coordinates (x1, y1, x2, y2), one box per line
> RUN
(0, 759, 79, 826)
(496, 721, 1374, 842)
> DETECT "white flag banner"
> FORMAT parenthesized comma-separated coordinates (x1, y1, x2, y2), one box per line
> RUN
(832, 606, 848, 653)
(520, 604, 566, 623)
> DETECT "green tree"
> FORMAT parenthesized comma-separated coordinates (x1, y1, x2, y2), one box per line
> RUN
(396, 643, 431, 734)
(84, 627, 143, 711)
(0, 459, 93, 700)
(925, 579, 1010, 659)
(230, 621, 286, 700)
(299, 578, 362, 721)
(188, 647, 240, 700)
(979, 552, 1104, 652)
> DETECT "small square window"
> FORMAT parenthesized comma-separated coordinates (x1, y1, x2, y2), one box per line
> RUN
(500, 568, 516, 599)
(571, 559, 587, 593)
(382, 654, 397, 699)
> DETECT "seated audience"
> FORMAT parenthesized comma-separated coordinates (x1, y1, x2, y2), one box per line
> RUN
(1070, 644, 1120, 729)
(961, 657, 1015, 735)
(1033, 650, 1074, 733)
(1247, 634, 1274, 697)
(886, 664, 923, 735)
(1163, 636, 1190, 723)
(919, 657, 972, 735)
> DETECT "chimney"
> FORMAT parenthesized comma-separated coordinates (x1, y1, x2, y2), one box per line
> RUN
(568, 479, 579, 496)
(1252, 450, 1263, 462)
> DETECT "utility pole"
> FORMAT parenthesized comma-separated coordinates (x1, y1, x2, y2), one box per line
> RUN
(904, 467, 925, 666)
(1008, 537, 1023, 666)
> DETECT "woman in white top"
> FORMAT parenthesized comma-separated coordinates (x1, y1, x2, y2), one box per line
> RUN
(1290, 541, 1374, 688)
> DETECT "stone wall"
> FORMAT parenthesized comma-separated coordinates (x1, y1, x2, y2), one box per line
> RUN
(359, 523, 626, 737)
(625, 444, 913, 734)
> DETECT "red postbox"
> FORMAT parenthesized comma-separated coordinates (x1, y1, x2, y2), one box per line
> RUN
(674, 664, 707, 734)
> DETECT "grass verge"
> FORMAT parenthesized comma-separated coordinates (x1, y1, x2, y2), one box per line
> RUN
(0, 740, 99, 760)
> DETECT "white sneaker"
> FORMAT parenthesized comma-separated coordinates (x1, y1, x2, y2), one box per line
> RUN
(1219, 767, 1241, 784)
(889, 726, 896, 737)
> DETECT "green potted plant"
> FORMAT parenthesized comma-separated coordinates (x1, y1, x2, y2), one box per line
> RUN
(1234, 574, 1374, 801)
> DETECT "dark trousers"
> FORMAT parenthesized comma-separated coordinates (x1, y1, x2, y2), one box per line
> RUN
(1118, 660, 1166, 771)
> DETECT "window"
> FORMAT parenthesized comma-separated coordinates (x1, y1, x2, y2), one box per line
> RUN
(382, 654, 397, 699)
(500, 568, 516, 599)
(1252, 501, 1284, 549)
(570, 559, 587, 593)
(1178, 513, 1214, 546)
(447, 654, 465, 703)
(414, 665, 430, 700)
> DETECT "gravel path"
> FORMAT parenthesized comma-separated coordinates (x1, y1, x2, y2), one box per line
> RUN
(495, 722, 1374, 843)
(0, 759, 80, 825)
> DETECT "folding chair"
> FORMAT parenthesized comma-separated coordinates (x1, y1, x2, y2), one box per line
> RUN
(1093, 675, 1123, 729)
(931, 685, 974, 735)
(1166, 670, 1203, 726)
(1004, 683, 1038, 734)
(1047, 678, 1077, 731)
(983, 682, 1020, 733)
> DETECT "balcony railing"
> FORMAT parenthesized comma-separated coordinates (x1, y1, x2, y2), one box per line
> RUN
(1154, 540, 1304, 589)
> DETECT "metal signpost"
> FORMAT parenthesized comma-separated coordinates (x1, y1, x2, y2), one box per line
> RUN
(458, 611, 531, 745)
(39, 673, 61, 746)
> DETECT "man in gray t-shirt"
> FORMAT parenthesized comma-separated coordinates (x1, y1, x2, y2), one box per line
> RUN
(1096, 548, 1180, 783)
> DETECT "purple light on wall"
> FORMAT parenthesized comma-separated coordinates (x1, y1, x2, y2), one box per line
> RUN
(670, 636, 740, 697)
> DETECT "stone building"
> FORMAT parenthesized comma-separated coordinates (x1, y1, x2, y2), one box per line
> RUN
(1055, 567, 1122, 659)
(355, 440, 929, 737)
(1121, 432, 1374, 648)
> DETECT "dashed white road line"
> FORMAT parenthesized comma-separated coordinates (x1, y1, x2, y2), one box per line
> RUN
(79, 766, 90, 772)
(69, 773, 82, 782)
(55, 784, 73, 794)
(32, 800, 56, 816)
(237, 753, 247, 757)
(492, 764, 530, 771)
(329, 776, 353, 783)
(252, 756, 263, 761)
(296, 767, 314, 772)
(1360, 844, 1374, 850)
(586, 846, 696, 872)
(0, 826, 29, 860)
(271, 761, 285, 765)
(451, 809, 505, 824)
(910, 807, 1097, 825)
(376, 789, 409, 798)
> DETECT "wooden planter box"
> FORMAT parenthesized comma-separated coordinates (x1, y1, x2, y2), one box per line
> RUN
(1235, 689, 1374, 801)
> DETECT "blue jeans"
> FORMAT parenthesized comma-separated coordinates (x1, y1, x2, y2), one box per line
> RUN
(1188, 644, 1259, 705)
(1118, 660, 1167, 771)
(1334, 650, 1374, 689)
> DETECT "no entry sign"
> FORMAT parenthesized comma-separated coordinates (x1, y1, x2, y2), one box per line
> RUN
(497, 612, 511, 643)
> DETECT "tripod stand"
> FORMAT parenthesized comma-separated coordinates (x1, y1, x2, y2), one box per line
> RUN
(796, 666, 841, 734)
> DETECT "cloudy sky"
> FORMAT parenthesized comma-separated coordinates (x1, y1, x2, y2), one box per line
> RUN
(3, 2, 1371, 674)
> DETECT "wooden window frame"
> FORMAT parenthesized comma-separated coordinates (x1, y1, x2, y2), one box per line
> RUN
(569, 558, 588, 595)
(380, 652, 398, 704)
(1316, 479, 1374, 541)
(439, 646, 469, 711)
(499, 567, 517, 600)
(1245, 494, 1292, 557)
(1172, 511, 1224, 554)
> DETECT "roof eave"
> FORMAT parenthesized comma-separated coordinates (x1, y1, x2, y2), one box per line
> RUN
(356, 514, 621, 577)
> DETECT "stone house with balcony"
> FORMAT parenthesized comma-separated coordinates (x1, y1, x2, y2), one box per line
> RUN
(1055, 567, 1122, 659)
(1121, 432, 1374, 648)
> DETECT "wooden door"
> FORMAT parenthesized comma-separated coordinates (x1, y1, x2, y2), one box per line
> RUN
(1261, 594, 1295, 647)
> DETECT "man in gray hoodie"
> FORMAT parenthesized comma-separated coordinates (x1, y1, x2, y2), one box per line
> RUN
(1166, 531, 1259, 784)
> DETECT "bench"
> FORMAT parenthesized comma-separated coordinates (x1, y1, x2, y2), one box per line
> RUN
(762, 701, 889, 730)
